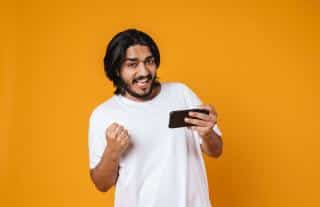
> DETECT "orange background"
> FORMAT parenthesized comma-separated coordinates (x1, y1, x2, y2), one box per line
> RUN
(2, 1, 320, 207)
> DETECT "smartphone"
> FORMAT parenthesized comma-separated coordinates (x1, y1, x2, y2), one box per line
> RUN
(168, 108, 209, 128)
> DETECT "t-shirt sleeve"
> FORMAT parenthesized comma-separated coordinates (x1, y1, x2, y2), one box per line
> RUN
(180, 83, 223, 144)
(88, 111, 107, 170)
(181, 83, 202, 108)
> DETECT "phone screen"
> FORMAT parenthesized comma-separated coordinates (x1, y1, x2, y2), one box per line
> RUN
(168, 108, 209, 128)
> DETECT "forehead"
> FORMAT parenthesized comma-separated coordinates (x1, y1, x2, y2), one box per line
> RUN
(125, 44, 152, 59)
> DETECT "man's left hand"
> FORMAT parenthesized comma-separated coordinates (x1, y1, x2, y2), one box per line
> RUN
(184, 104, 218, 141)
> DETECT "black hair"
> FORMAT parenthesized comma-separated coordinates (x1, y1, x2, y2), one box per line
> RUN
(103, 28, 161, 95)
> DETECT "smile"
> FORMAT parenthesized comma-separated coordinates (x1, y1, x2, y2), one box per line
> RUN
(136, 78, 150, 87)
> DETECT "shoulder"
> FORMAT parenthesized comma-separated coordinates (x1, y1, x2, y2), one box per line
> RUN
(161, 81, 192, 93)
(89, 96, 118, 124)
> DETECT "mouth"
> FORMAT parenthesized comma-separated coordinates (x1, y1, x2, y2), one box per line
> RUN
(134, 77, 151, 89)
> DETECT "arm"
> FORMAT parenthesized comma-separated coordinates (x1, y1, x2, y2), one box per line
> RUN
(90, 147, 121, 192)
(200, 129, 223, 158)
(89, 123, 130, 192)
(184, 104, 223, 158)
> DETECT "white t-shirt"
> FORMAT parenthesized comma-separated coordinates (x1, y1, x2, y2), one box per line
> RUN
(88, 82, 222, 207)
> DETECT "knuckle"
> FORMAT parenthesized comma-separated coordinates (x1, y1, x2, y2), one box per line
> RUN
(121, 140, 127, 146)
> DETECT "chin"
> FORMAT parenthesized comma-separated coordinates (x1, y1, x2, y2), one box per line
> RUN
(131, 86, 153, 98)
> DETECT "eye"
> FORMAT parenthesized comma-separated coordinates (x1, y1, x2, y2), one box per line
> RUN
(145, 58, 155, 65)
(127, 62, 138, 68)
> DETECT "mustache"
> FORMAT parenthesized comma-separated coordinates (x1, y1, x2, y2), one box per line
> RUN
(133, 74, 153, 83)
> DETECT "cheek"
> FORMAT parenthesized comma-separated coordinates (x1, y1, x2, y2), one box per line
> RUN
(150, 68, 157, 77)
(120, 71, 135, 83)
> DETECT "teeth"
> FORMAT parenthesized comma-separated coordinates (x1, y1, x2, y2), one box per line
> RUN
(137, 79, 148, 83)
(136, 79, 149, 87)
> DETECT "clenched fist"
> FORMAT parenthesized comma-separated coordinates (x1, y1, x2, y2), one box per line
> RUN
(105, 123, 131, 157)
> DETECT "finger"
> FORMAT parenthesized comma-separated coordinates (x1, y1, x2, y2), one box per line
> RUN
(106, 122, 115, 134)
(198, 104, 217, 116)
(119, 129, 128, 139)
(209, 113, 217, 124)
(124, 130, 129, 138)
(121, 134, 130, 144)
(122, 138, 130, 149)
(124, 134, 130, 143)
(119, 139, 126, 146)
(125, 139, 131, 149)
(190, 126, 212, 136)
(211, 106, 217, 116)
(188, 111, 210, 121)
(116, 130, 124, 140)
(185, 117, 211, 127)
(113, 125, 123, 138)
(109, 124, 118, 137)
(190, 126, 206, 132)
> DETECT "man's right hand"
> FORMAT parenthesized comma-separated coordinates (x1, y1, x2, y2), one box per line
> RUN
(90, 122, 130, 192)
(105, 123, 131, 157)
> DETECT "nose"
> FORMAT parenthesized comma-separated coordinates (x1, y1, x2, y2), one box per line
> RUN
(137, 61, 150, 76)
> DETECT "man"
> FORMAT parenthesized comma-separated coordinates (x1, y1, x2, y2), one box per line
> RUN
(88, 28, 223, 207)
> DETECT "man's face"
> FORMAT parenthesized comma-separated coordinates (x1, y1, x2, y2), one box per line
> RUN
(119, 44, 158, 100)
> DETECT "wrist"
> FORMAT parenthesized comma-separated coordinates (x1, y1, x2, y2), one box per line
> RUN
(105, 147, 121, 160)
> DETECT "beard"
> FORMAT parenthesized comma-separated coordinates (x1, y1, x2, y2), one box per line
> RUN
(120, 73, 160, 100)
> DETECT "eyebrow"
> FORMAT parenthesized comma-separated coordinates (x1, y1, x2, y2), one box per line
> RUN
(124, 55, 154, 62)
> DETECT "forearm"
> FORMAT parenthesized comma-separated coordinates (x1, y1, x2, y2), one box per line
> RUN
(200, 130, 223, 158)
(90, 147, 121, 192)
